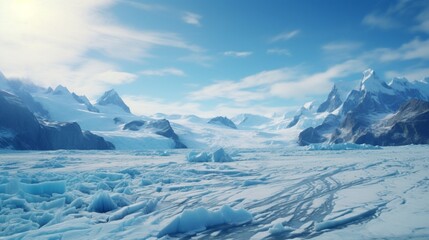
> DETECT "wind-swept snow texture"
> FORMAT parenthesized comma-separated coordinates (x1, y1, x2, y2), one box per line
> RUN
(0, 146, 428, 239)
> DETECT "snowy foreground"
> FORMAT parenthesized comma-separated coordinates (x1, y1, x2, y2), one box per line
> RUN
(1, 146, 428, 239)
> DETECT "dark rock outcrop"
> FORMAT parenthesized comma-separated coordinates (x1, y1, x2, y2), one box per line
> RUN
(147, 119, 187, 148)
(122, 119, 187, 148)
(208, 116, 237, 129)
(0, 90, 114, 150)
(298, 127, 326, 146)
(5, 79, 50, 119)
(356, 99, 429, 146)
(123, 120, 145, 131)
(287, 114, 301, 128)
(317, 85, 342, 113)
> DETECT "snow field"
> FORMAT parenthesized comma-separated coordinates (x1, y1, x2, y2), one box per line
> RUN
(0, 145, 428, 239)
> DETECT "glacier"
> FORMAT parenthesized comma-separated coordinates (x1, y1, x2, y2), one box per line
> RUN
(0, 146, 428, 239)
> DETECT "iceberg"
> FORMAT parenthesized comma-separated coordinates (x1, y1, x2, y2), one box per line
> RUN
(158, 205, 252, 237)
(187, 148, 233, 162)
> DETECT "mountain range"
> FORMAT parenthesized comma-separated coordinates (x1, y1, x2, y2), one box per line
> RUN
(298, 69, 429, 146)
(1, 68, 429, 150)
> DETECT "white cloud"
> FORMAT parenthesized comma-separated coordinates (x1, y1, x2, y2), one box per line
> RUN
(180, 53, 213, 67)
(140, 68, 185, 77)
(223, 51, 253, 57)
(270, 30, 300, 42)
(266, 48, 291, 56)
(385, 67, 429, 81)
(92, 70, 137, 84)
(269, 60, 366, 98)
(362, 0, 429, 32)
(120, 0, 167, 12)
(188, 67, 301, 102)
(322, 42, 362, 52)
(189, 60, 367, 103)
(367, 38, 429, 62)
(0, 0, 199, 98)
(182, 12, 201, 26)
(362, 13, 398, 29)
(413, 5, 429, 33)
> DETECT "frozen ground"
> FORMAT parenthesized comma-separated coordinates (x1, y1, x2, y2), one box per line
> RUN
(0, 145, 428, 239)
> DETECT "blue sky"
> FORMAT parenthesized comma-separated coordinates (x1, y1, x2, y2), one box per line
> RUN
(0, 0, 428, 117)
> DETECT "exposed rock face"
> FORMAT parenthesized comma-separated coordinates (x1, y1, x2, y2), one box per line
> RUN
(5, 79, 50, 119)
(72, 93, 99, 113)
(0, 90, 114, 150)
(299, 69, 429, 146)
(298, 127, 326, 146)
(123, 120, 145, 131)
(208, 116, 237, 129)
(122, 119, 187, 148)
(317, 85, 342, 113)
(146, 119, 187, 148)
(97, 89, 131, 113)
(287, 114, 301, 128)
(355, 99, 429, 146)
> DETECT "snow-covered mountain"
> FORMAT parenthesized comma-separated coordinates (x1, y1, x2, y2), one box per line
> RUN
(0, 74, 187, 150)
(208, 116, 237, 129)
(299, 69, 429, 146)
(1, 68, 429, 150)
(0, 90, 113, 150)
(97, 89, 131, 114)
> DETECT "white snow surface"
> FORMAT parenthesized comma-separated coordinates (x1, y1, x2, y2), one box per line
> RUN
(1, 145, 428, 239)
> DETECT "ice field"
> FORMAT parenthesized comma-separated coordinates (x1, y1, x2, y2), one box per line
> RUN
(0, 145, 428, 239)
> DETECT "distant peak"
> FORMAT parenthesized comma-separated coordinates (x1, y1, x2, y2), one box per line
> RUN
(53, 85, 70, 95)
(106, 89, 118, 95)
(97, 89, 131, 113)
(360, 68, 390, 93)
(362, 68, 375, 80)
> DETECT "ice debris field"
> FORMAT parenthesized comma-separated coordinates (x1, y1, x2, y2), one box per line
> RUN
(0, 145, 429, 239)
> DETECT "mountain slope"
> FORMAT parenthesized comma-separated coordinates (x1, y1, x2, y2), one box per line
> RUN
(97, 89, 131, 114)
(299, 69, 429, 146)
(0, 90, 114, 150)
(355, 99, 429, 145)
(208, 116, 237, 129)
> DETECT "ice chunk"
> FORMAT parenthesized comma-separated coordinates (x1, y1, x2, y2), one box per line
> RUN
(187, 148, 233, 163)
(87, 191, 117, 213)
(94, 172, 123, 181)
(158, 205, 252, 237)
(140, 179, 153, 186)
(19, 180, 66, 196)
(212, 148, 233, 162)
(307, 143, 381, 151)
(268, 223, 295, 235)
(242, 179, 264, 187)
(187, 151, 211, 162)
(118, 168, 141, 178)
(111, 193, 132, 207)
(97, 182, 111, 191)
(108, 199, 158, 221)
(40, 197, 66, 210)
(2, 197, 31, 211)
(70, 197, 85, 209)
(31, 161, 64, 169)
